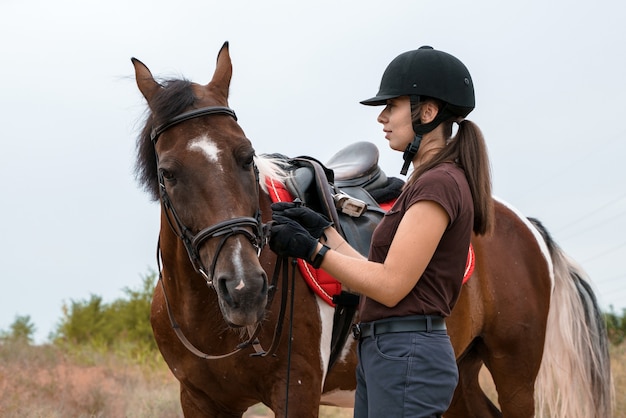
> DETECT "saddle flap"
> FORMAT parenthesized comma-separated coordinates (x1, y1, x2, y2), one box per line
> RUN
(285, 167, 314, 201)
(284, 157, 344, 236)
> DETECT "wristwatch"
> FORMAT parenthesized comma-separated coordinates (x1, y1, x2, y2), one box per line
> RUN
(311, 244, 330, 269)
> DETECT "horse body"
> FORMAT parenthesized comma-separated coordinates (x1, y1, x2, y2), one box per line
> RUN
(447, 199, 554, 417)
(133, 43, 612, 417)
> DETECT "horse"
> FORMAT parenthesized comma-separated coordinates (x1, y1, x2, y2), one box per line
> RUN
(132, 42, 613, 417)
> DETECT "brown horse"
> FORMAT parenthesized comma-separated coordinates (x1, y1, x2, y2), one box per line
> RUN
(132, 43, 612, 417)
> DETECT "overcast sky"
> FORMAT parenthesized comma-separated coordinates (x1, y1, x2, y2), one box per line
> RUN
(1, 0, 625, 343)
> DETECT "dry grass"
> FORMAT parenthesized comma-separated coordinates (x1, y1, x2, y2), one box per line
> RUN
(476, 344, 626, 418)
(0, 342, 181, 418)
(612, 343, 626, 418)
(244, 404, 351, 418)
(0, 340, 623, 417)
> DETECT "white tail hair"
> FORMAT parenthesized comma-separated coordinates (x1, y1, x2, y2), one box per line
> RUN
(532, 219, 614, 418)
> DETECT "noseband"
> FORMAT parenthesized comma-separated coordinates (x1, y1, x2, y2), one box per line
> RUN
(151, 106, 267, 285)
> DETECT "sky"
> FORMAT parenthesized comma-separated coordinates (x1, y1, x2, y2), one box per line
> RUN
(1, 0, 625, 343)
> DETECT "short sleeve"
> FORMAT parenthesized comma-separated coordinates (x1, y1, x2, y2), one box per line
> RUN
(404, 166, 464, 225)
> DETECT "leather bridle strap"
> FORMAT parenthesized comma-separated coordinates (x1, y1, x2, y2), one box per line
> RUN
(191, 217, 260, 248)
(156, 239, 294, 360)
(150, 106, 237, 143)
(193, 216, 263, 284)
(249, 255, 292, 358)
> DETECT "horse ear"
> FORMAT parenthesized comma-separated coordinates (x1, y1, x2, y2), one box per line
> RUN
(207, 41, 232, 102)
(131, 57, 162, 103)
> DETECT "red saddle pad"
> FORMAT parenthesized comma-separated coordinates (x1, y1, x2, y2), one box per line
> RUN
(265, 177, 474, 307)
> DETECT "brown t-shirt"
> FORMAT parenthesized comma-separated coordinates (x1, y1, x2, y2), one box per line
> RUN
(360, 162, 474, 322)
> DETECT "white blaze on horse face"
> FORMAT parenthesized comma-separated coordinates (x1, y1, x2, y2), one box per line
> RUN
(232, 241, 246, 290)
(188, 135, 223, 171)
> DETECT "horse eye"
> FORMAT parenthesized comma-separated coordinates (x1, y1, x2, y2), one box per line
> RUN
(243, 154, 255, 169)
(160, 168, 175, 181)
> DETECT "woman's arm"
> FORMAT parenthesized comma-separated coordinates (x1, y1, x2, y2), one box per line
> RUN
(322, 227, 366, 259)
(315, 200, 449, 307)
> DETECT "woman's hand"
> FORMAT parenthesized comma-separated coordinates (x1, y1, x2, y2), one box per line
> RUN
(271, 202, 332, 239)
(269, 215, 319, 261)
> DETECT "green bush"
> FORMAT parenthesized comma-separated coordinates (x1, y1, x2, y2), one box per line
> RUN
(605, 306, 626, 345)
(51, 271, 157, 357)
(0, 314, 36, 344)
(3, 270, 626, 357)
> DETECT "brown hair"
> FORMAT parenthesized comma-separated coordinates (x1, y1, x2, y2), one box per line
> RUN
(407, 103, 494, 235)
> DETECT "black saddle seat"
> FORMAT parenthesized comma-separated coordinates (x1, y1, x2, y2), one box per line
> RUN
(326, 141, 387, 191)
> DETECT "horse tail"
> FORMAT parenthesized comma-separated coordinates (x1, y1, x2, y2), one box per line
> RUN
(529, 217, 614, 418)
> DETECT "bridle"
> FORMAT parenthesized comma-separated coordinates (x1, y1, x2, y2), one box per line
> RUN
(151, 106, 267, 285)
(150, 105, 291, 360)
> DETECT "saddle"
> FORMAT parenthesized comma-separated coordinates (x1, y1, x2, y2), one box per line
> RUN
(267, 141, 403, 371)
(284, 141, 403, 256)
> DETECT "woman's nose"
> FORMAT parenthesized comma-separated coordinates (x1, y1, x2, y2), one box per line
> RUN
(377, 109, 387, 124)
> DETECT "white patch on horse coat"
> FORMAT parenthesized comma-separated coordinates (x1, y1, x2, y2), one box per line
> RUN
(232, 241, 246, 289)
(494, 196, 555, 290)
(317, 297, 335, 388)
(188, 135, 222, 171)
(316, 286, 358, 408)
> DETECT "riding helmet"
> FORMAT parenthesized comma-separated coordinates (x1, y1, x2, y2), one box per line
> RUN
(361, 46, 475, 118)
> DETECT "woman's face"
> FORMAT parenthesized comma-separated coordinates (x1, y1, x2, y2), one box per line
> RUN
(377, 96, 414, 152)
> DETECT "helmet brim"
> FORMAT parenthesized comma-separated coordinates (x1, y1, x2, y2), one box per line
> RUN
(359, 94, 399, 106)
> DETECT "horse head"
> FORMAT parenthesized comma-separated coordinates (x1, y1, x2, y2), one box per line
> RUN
(133, 43, 268, 327)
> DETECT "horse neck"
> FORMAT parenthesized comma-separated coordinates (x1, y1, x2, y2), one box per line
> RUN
(258, 189, 274, 224)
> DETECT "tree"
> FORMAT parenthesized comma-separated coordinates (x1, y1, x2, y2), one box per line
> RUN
(0, 314, 36, 344)
(51, 271, 157, 352)
(605, 305, 626, 345)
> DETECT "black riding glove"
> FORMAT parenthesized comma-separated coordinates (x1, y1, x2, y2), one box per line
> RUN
(269, 215, 319, 261)
(271, 202, 332, 239)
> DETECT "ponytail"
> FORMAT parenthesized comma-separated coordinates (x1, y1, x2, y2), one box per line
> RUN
(406, 119, 494, 236)
(455, 120, 494, 235)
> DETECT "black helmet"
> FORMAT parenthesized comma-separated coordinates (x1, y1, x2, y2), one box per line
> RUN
(362, 46, 475, 175)
(361, 46, 475, 118)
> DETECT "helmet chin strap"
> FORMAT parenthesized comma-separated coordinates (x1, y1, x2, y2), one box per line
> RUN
(401, 135, 422, 175)
(400, 98, 452, 175)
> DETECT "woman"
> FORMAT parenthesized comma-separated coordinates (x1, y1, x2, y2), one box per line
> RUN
(270, 46, 494, 417)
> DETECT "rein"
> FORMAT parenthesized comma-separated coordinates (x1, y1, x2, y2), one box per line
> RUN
(156, 243, 295, 359)
(151, 105, 293, 360)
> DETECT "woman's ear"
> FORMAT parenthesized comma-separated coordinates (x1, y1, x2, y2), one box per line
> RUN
(420, 101, 440, 124)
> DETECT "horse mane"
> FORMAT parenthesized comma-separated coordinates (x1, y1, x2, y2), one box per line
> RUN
(135, 78, 195, 201)
(135, 77, 289, 200)
(255, 154, 289, 193)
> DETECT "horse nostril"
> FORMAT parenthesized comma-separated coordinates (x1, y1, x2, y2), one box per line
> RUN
(217, 271, 267, 306)
(218, 277, 235, 307)
(260, 271, 268, 295)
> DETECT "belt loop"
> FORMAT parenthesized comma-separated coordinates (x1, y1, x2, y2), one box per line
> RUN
(426, 316, 432, 333)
